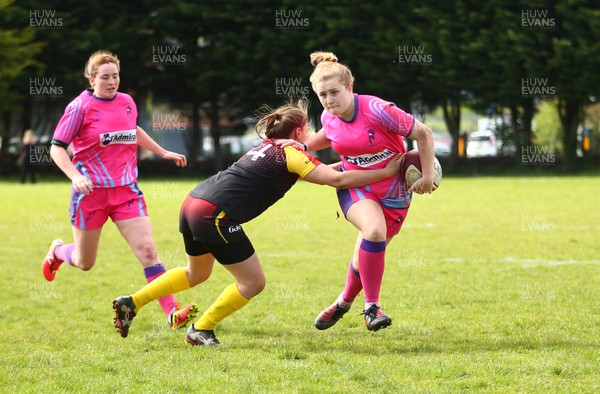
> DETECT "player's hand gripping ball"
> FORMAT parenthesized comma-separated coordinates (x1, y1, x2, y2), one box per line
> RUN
(401, 150, 442, 189)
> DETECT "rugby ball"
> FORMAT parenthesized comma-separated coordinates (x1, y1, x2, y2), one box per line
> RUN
(401, 150, 442, 189)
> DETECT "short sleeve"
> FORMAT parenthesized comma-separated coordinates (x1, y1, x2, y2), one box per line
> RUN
(52, 98, 85, 146)
(284, 146, 321, 177)
(368, 98, 415, 137)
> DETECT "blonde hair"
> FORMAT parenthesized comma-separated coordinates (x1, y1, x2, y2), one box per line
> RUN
(84, 50, 120, 79)
(309, 51, 354, 90)
(255, 100, 308, 140)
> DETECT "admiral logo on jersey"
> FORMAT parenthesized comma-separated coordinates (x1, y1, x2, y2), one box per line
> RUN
(344, 148, 396, 168)
(100, 129, 137, 147)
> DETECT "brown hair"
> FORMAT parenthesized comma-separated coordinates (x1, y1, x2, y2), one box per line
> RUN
(84, 50, 120, 79)
(255, 100, 308, 140)
(309, 51, 354, 90)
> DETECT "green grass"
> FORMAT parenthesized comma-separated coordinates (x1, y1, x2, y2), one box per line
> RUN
(1, 176, 599, 393)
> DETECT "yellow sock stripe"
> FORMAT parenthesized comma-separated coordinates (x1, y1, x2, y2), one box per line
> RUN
(214, 211, 228, 243)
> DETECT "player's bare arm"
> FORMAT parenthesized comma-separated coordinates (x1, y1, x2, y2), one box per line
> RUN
(50, 144, 93, 195)
(136, 126, 187, 167)
(304, 129, 331, 151)
(407, 120, 435, 194)
(328, 161, 342, 171)
(303, 154, 402, 189)
(276, 128, 331, 151)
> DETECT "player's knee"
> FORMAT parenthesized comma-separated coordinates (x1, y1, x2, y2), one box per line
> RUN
(361, 224, 386, 242)
(78, 259, 96, 271)
(188, 270, 210, 287)
(244, 275, 266, 299)
(254, 275, 266, 295)
(73, 252, 96, 271)
(138, 243, 158, 265)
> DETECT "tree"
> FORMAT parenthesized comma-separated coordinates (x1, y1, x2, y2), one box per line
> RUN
(549, 0, 600, 170)
(0, 0, 43, 154)
(469, 0, 600, 169)
(466, 2, 540, 160)
(409, 0, 482, 162)
(147, 0, 294, 171)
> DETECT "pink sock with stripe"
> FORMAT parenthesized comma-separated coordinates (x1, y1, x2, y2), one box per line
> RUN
(54, 243, 76, 266)
(358, 239, 386, 305)
(341, 260, 362, 304)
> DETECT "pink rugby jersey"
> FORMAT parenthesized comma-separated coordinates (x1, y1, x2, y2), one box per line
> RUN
(321, 94, 415, 196)
(52, 89, 138, 188)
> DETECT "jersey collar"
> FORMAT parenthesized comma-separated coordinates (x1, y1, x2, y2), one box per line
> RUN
(86, 88, 118, 102)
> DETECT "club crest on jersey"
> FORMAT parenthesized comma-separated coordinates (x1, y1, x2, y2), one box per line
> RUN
(367, 127, 382, 146)
(344, 148, 396, 167)
(100, 129, 137, 147)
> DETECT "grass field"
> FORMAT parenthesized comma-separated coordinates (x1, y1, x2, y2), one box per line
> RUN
(1, 176, 599, 393)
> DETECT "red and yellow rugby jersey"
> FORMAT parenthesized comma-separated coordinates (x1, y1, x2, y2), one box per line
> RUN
(189, 139, 321, 223)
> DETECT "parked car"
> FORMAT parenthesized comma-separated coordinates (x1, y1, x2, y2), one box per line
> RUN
(433, 133, 451, 157)
(467, 130, 498, 158)
(4, 137, 22, 156)
(403, 133, 452, 157)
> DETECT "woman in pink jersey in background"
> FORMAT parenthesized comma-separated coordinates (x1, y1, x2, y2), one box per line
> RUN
(41, 50, 197, 330)
(301, 51, 436, 332)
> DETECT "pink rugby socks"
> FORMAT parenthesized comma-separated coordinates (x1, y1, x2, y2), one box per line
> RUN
(340, 260, 362, 305)
(357, 239, 386, 306)
(54, 243, 76, 266)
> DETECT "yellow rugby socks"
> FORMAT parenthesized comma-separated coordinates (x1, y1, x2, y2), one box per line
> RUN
(194, 282, 249, 330)
(131, 267, 191, 312)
